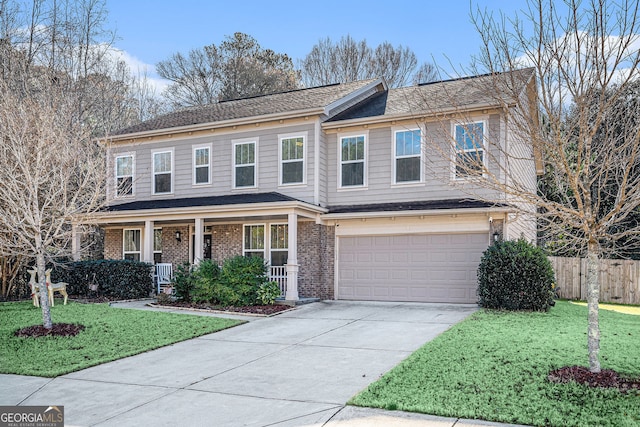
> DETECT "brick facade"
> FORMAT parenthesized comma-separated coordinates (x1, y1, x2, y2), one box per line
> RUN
(104, 229, 123, 259)
(160, 226, 190, 266)
(210, 224, 243, 262)
(297, 222, 335, 299)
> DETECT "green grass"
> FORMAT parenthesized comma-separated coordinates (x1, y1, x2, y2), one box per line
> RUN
(350, 301, 640, 427)
(0, 301, 244, 377)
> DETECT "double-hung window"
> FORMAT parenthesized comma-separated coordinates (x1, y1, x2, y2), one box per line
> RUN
(153, 150, 173, 194)
(115, 154, 134, 197)
(153, 228, 162, 264)
(193, 145, 211, 185)
(454, 122, 485, 178)
(243, 224, 265, 258)
(270, 224, 288, 266)
(394, 129, 422, 183)
(280, 135, 305, 185)
(123, 229, 141, 261)
(234, 141, 256, 188)
(340, 135, 366, 187)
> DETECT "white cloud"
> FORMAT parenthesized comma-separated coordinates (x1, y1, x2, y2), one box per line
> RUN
(106, 47, 170, 94)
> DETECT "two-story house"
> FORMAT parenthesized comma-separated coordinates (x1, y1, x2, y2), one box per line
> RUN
(90, 69, 540, 304)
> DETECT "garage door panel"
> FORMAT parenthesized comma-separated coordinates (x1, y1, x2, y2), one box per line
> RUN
(338, 233, 488, 303)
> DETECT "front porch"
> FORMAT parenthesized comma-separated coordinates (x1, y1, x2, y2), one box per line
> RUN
(90, 194, 335, 301)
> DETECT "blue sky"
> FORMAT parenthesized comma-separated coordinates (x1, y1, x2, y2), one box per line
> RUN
(106, 0, 528, 85)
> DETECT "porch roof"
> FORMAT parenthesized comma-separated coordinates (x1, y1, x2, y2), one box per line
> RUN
(324, 198, 511, 219)
(94, 192, 326, 224)
(106, 192, 306, 211)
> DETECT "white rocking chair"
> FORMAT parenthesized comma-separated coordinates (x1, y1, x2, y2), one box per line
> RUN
(155, 263, 173, 294)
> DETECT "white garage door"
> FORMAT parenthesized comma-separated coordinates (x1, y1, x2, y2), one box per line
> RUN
(337, 233, 488, 303)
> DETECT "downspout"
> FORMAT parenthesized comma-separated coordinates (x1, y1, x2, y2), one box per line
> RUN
(314, 118, 321, 206)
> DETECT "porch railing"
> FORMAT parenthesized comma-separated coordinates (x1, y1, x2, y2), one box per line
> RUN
(269, 265, 287, 297)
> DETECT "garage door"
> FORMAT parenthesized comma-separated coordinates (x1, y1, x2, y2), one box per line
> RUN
(337, 233, 488, 303)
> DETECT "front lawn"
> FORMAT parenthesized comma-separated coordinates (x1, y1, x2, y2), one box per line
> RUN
(0, 301, 244, 377)
(351, 301, 640, 427)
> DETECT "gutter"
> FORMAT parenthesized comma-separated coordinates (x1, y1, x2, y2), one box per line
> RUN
(321, 206, 515, 221)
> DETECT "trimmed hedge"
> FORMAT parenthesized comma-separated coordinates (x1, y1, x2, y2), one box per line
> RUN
(477, 238, 555, 311)
(53, 260, 153, 299)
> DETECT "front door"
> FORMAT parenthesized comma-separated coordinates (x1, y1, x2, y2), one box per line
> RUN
(204, 234, 212, 259)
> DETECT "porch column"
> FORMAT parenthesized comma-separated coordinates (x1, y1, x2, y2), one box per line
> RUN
(193, 218, 204, 264)
(285, 212, 299, 301)
(143, 220, 154, 263)
(71, 224, 81, 261)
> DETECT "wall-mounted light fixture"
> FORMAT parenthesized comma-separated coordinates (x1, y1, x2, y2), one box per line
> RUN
(493, 231, 500, 243)
(175, 231, 182, 242)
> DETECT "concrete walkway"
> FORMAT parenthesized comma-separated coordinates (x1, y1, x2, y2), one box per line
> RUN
(0, 300, 525, 427)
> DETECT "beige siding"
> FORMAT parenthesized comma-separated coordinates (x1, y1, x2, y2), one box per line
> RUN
(108, 123, 317, 206)
(326, 118, 502, 206)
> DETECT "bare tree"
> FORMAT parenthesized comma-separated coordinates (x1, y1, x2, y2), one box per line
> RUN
(300, 35, 437, 88)
(419, 0, 640, 373)
(0, 72, 106, 328)
(156, 32, 299, 108)
(0, 0, 150, 323)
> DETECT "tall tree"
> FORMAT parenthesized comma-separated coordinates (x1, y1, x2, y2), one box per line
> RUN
(156, 32, 299, 108)
(0, 69, 106, 328)
(300, 35, 437, 88)
(0, 0, 152, 320)
(420, 0, 640, 373)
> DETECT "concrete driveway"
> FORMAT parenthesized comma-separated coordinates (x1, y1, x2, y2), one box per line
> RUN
(1, 301, 480, 427)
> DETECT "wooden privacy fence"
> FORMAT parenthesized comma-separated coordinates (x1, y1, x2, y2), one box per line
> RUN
(548, 256, 640, 305)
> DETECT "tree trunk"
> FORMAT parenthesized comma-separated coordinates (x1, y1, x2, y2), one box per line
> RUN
(586, 240, 601, 373)
(36, 252, 52, 329)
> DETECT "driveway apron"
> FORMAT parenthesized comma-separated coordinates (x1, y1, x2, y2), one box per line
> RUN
(0, 301, 477, 426)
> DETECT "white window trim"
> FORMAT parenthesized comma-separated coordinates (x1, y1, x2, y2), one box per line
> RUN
(243, 223, 266, 258)
(151, 148, 175, 195)
(451, 120, 488, 181)
(278, 132, 307, 186)
(392, 127, 424, 185)
(122, 228, 142, 261)
(153, 227, 162, 254)
(232, 138, 258, 189)
(114, 152, 135, 198)
(269, 223, 289, 262)
(192, 143, 212, 186)
(337, 131, 368, 190)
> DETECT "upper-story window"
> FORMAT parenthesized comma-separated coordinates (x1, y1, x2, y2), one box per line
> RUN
(395, 129, 422, 183)
(454, 122, 485, 179)
(234, 140, 256, 188)
(340, 134, 366, 187)
(153, 150, 173, 194)
(115, 154, 134, 197)
(193, 145, 211, 185)
(280, 135, 305, 185)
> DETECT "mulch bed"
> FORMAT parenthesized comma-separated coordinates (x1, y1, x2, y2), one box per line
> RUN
(155, 301, 292, 315)
(14, 323, 85, 338)
(548, 365, 640, 393)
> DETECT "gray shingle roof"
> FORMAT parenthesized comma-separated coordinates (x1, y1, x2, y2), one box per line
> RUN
(106, 192, 302, 211)
(112, 79, 379, 136)
(328, 69, 535, 122)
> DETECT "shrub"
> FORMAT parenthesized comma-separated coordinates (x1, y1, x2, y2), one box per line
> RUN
(217, 255, 268, 305)
(256, 281, 282, 305)
(187, 256, 270, 306)
(172, 263, 197, 302)
(53, 260, 153, 299)
(477, 238, 555, 311)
